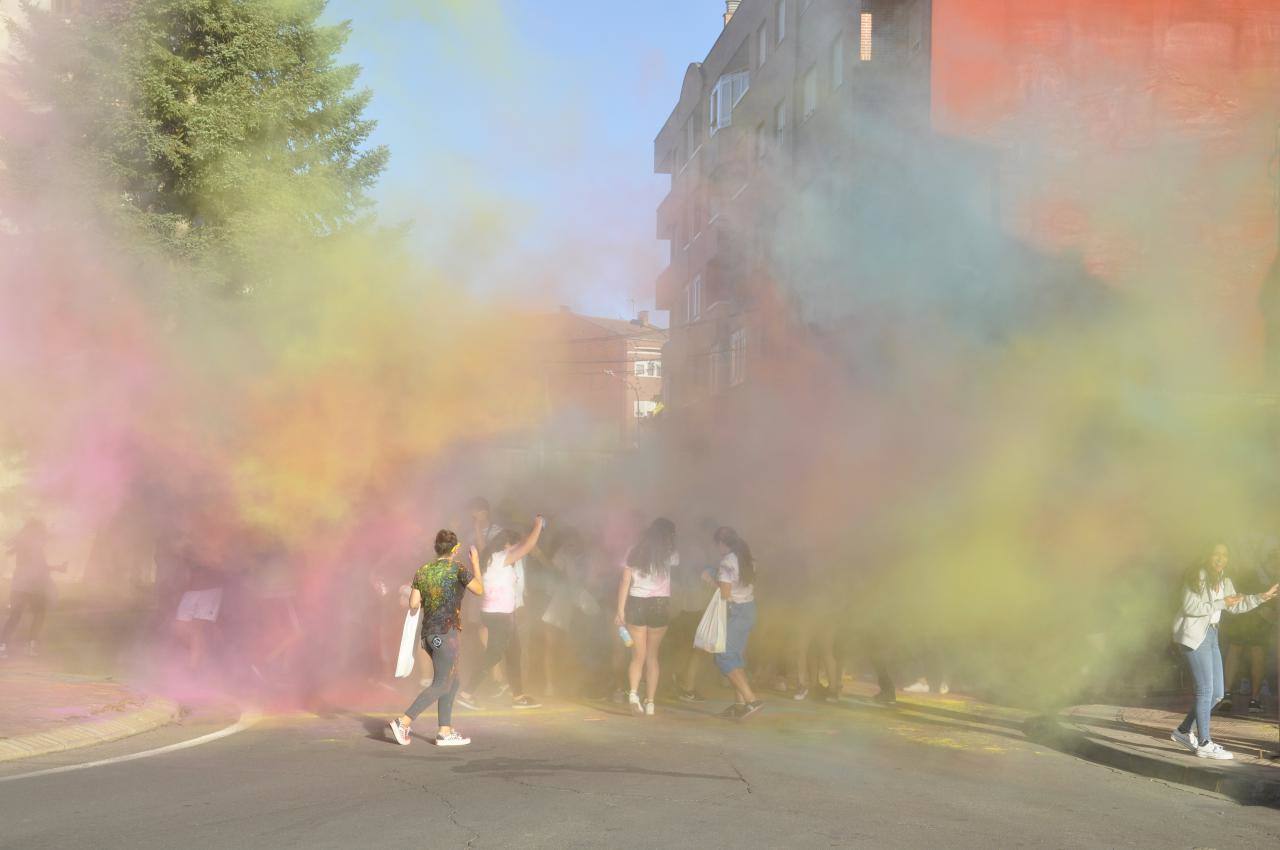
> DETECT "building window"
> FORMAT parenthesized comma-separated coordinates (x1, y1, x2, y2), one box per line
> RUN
(709, 70, 751, 135)
(757, 23, 768, 67)
(634, 400, 659, 418)
(860, 12, 873, 62)
(776, 0, 787, 45)
(755, 122, 767, 160)
(686, 275, 703, 322)
(729, 329, 748, 386)
(802, 66, 818, 120)
(635, 359, 662, 378)
(832, 36, 845, 89)
(774, 99, 787, 147)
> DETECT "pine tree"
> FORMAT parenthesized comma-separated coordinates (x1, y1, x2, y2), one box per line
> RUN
(5, 0, 389, 286)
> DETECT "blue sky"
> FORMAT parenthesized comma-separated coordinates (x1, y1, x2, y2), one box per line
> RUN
(324, 0, 727, 322)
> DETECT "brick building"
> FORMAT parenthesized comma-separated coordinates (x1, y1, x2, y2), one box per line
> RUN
(653, 0, 1280, 439)
(539, 309, 667, 453)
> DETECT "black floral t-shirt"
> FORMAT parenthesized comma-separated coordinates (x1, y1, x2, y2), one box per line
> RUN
(412, 557, 474, 635)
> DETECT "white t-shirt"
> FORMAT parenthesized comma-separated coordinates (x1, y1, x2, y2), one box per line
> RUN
(628, 551, 679, 598)
(717, 552, 754, 603)
(481, 551, 517, 614)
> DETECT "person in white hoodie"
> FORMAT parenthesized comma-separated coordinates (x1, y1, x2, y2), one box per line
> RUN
(1170, 543, 1278, 759)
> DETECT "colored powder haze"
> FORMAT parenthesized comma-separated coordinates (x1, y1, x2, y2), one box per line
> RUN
(0, 0, 1278, 711)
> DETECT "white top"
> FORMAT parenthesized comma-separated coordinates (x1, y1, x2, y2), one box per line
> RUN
(628, 551, 679, 598)
(1172, 571, 1261, 650)
(481, 551, 517, 614)
(717, 552, 754, 604)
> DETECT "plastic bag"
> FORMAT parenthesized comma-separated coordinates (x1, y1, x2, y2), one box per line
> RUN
(395, 608, 421, 678)
(693, 591, 727, 654)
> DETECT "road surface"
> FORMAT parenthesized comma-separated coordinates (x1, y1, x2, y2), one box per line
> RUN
(1, 692, 1277, 849)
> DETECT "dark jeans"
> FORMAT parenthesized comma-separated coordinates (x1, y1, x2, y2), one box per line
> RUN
(467, 612, 522, 695)
(404, 630, 461, 727)
(2, 591, 48, 644)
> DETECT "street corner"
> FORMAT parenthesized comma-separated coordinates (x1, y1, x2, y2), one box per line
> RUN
(0, 670, 181, 763)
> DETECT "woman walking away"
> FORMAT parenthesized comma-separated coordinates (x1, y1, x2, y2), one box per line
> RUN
(388, 531, 483, 748)
(714, 527, 763, 720)
(616, 518, 678, 716)
(458, 516, 546, 710)
(1170, 543, 1278, 760)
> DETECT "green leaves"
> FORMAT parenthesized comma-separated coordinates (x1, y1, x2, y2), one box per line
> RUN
(7, 0, 389, 288)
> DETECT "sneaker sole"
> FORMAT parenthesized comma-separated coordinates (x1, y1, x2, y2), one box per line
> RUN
(436, 739, 471, 747)
(737, 705, 763, 720)
(513, 704, 542, 710)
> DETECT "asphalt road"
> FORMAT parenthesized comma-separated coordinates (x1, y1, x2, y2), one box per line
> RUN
(1, 692, 1277, 849)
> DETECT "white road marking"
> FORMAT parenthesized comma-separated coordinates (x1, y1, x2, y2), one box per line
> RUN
(0, 710, 261, 784)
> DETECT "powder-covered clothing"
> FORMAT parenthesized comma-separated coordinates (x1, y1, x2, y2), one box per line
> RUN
(412, 558, 475, 636)
(1172, 571, 1262, 650)
(481, 551, 518, 614)
(627, 551, 679, 598)
(716, 552, 754, 604)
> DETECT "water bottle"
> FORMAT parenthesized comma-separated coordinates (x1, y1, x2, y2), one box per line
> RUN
(618, 626, 634, 648)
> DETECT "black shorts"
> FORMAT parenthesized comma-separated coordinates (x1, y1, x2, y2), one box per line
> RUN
(625, 595, 671, 629)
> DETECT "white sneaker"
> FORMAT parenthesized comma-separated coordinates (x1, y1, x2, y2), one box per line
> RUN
(792, 687, 809, 701)
(1196, 741, 1234, 760)
(903, 679, 931, 694)
(388, 719, 411, 746)
(436, 730, 471, 747)
(25, 641, 37, 658)
(1170, 728, 1198, 753)
(644, 699, 655, 717)
(938, 682, 951, 696)
(628, 691, 643, 715)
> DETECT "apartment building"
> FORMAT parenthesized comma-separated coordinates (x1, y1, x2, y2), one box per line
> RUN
(654, 0, 935, 427)
(654, 0, 1280, 426)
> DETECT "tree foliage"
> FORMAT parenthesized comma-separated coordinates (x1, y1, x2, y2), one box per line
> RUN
(6, 0, 389, 285)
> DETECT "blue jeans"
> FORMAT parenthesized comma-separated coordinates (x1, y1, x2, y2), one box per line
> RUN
(715, 600, 756, 675)
(1177, 625, 1223, 744)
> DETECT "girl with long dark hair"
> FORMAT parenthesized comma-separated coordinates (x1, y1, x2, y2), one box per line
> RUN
(1170, 543, 1277, 759)
(713, 526, 763, 720)
(615, 518, 678, 716)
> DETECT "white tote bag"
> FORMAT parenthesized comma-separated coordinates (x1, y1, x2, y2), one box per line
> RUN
(394, 608, 421, 678)
(693, 591, 727, 654)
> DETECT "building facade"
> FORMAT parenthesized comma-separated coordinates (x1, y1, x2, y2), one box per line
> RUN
(653, 0, 1280, 435)
(541, 309, 667, 453)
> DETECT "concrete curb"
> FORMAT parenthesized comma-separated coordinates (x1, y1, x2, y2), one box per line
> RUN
(1024, 715, 1280, 808)
(0, 696, 182, 763)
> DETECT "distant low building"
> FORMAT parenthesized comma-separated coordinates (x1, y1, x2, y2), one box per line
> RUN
(540, 308, 668, 453)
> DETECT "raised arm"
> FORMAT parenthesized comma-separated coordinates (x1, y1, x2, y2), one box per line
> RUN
(507, 516, 546, 565)
(465, 546, 485, 596)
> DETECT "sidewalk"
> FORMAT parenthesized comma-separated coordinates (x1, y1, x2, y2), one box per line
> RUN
(0, 667, 180, 762)
(811, 679, 1280, 807)
(1029, 702, 1280, 807)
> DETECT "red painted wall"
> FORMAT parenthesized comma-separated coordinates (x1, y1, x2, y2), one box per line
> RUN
(932, 0, 1280, 377)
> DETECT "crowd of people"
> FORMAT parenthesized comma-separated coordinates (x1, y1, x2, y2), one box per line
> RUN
(4, 504, 1280, 764)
